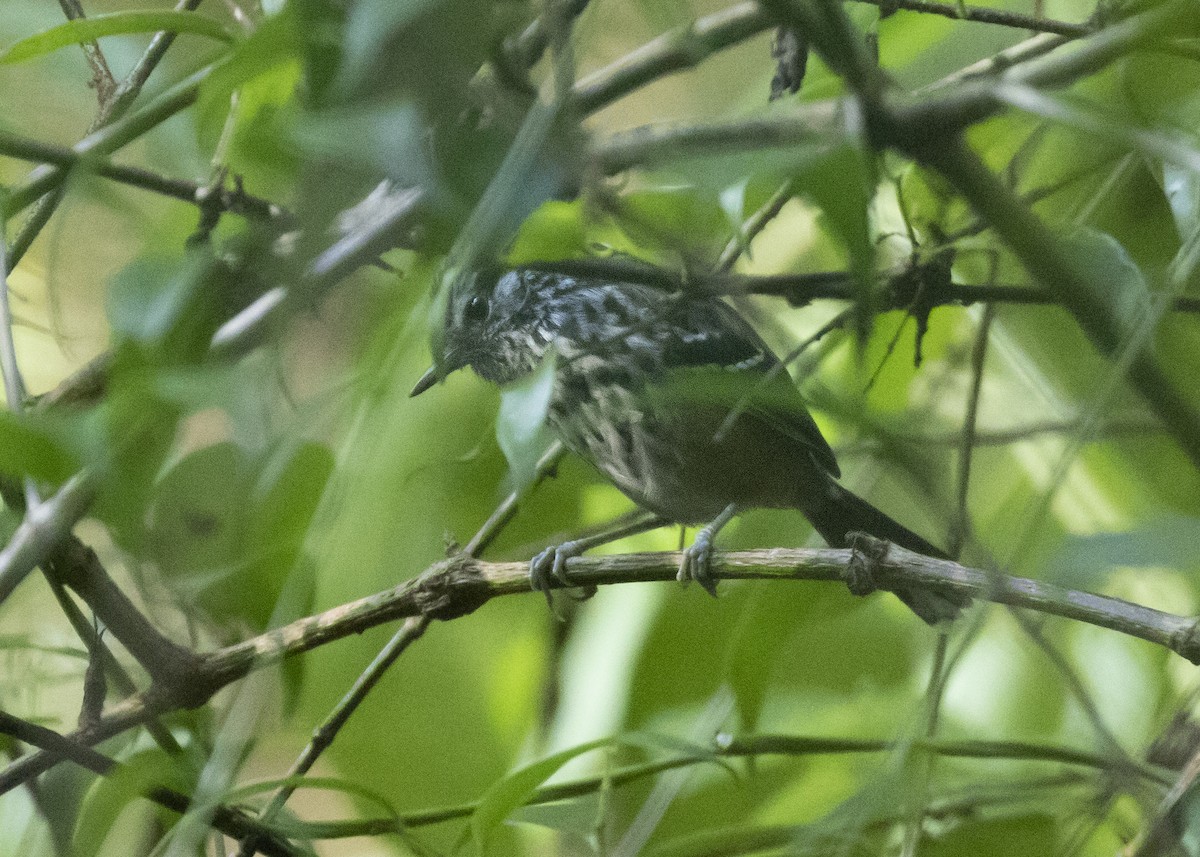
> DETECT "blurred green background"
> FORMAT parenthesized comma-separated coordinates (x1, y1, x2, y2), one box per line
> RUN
(2, 0, 1200, 855)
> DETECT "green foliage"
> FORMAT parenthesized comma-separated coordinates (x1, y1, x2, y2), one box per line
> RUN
(3, 0, 1200, 856)
(496, 347, 557, 491)
(0, 11, 235, 65)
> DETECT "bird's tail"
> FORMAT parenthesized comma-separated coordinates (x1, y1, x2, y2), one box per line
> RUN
(803, 482, 969, 625)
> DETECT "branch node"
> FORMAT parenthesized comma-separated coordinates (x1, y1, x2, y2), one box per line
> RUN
(412, 554, 490, 621)
(1171, 619, 1200, 665)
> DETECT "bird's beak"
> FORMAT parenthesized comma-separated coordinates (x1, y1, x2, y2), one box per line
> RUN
(409, 365, 440, 397)
(410, 348, 469, 398)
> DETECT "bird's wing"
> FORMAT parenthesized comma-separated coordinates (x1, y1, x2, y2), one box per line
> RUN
(658, 296, 841, 478)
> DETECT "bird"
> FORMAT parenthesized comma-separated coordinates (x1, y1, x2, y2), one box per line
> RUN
(411, 265, 967, 623)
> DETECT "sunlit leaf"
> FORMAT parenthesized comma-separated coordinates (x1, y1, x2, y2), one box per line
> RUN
(496, 346, 557, 491)
(507, 200, 589, 266)
(0, 12, 235, 64)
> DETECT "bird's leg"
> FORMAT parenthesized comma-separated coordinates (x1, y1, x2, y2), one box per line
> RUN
(530, 511, 668, 606)
(677, 504, 739, 598)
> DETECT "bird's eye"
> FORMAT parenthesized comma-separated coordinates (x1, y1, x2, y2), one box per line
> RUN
(464, 294, 489, 323)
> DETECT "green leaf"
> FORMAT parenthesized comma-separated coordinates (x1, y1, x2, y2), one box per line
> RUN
(1163, 161, 1200, 246)
(496, 347, 557, 491)
(718, 179, 752, 259)
(291, 100, 435, 186)
(0, 11, 235, 64)
(469, 734, 701, 855)
(106, 250, 229, 362)
(147, 441, 330, 630)
(339, 0, 444, 89)
(196, 9, 301, 152)
(73, 748, 197, 857)
(506, 200, 590, 266)
(148, 442, 254, 588)
(249, 442, 334, 568)
(797, 140, 876, 337)
(1053, 514, 1200, 588)
(1060, 227, 1152, 342)
(922, 814, 1057, 857)
(471, 738, 613, 855)
(0, 410, 79, 483)
(995, 83, 1200, 176)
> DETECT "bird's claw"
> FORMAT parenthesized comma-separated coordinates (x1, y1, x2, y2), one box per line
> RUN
(530, 544, 571, 591)
(677, 528, 720, 598)
(530, 540, 595, 612)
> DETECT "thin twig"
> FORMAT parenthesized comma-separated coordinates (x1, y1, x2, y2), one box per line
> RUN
(95, 0, 208, 129)
(284, 733, 1163, 837)
(951, 304, 994, 556)
(0, 710, 296, 857)
(55, 0, 118, 106)
(0, 129, 282, 219)
(465, 442, 567, 557)
(0, 475, 94, 607)
(716, 179, 796, 272)
(7, 0, 207, 272)
(572, 0, 1088, 116)
(0, 202, 27, 413)
(233, 616, 431, 857)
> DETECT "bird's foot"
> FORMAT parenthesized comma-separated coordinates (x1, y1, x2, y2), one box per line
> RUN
(530, 540, 596, 612)
(675, 505, 738, 598)
(677, 527, 720, 598)
(844, 531, 887, 598)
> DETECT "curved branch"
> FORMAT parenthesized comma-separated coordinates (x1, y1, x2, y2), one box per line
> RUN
(284, 732, 1166, 837)
(3, 538, 1195, 795)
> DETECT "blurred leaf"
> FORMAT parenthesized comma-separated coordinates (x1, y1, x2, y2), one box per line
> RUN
(496, 347, 556, 491)
(0, 11, 235, 64)
(73, 748, 197, 857)
(107, 249, 231, 364)
(797, 140, 875, 337)
(196, 9, 302, 152)
(922, 814, 1057, 857)
(1054, 514, 1200, 587)
(149, 441, 253, 588)
(291, 100, 435, 187)
(0, 410, 79, 483)
(506, 200, 589, 266)
(339, 0, 445, 89)
(1061, 227, 1153, 342)
(335, 0, 502, 118)
(718, 179, 752, 259)
(995, 84, 1200, 177)
(613, 187, 730, 266)
(1162, 162, 1200, 246)
(148, 440, 330, 630)
(250, 441, 334, 567)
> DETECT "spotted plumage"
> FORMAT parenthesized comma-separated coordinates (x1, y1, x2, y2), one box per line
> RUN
(417, 266, 967, 623)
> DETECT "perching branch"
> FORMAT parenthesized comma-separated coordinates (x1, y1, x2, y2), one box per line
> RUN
(3, 537, 1197, 796)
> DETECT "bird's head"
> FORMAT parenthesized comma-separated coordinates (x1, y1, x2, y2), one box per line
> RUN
(410, 267, 571, 396)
